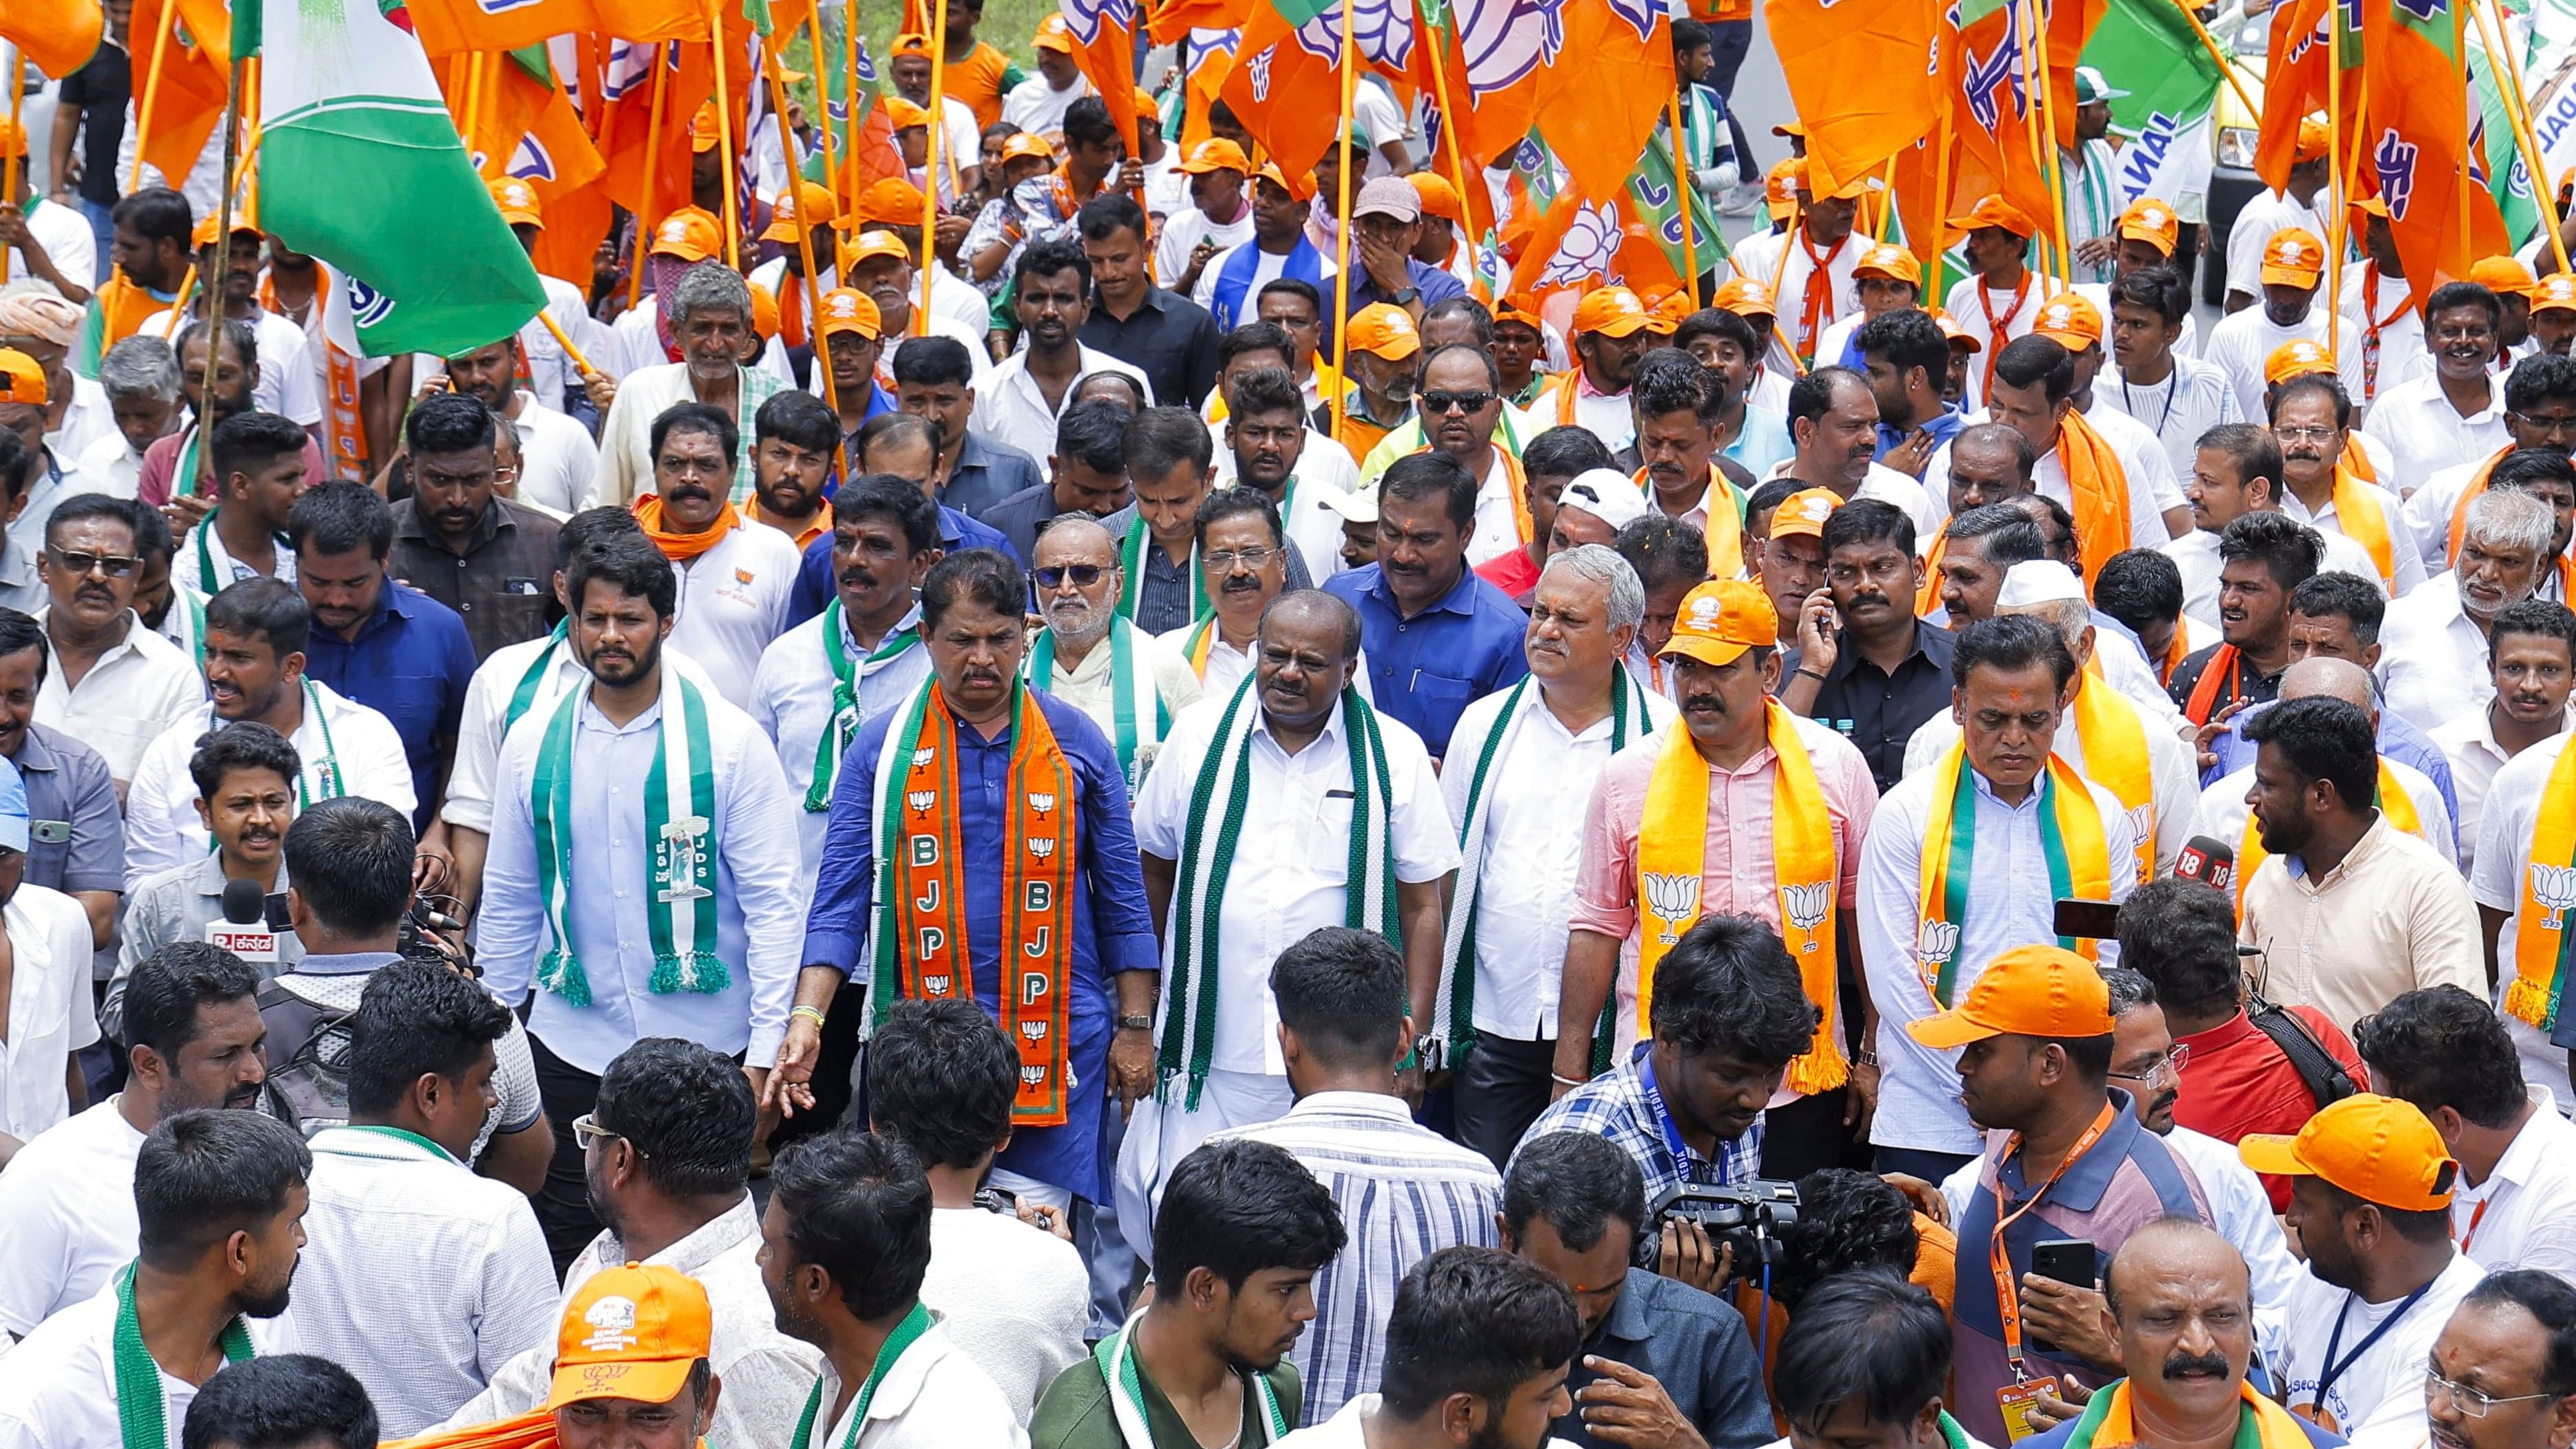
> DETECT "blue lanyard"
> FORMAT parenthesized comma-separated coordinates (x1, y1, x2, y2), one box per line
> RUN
(1637, 1050, 1708, 1185)
(2314, 1279, 2436, 1413)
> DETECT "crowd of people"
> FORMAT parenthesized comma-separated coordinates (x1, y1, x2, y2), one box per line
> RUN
(1, 9, 2575, 1449)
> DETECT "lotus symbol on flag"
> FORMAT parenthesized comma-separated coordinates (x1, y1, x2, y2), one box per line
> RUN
(1029, 837, 1057, 859)
(1296, 0, 1415, 71)
(1602, 0, 1660, 44)
(1642, 872, 1701, 944)
(1247, 44, 1278, 104)
(854, 37, 879, 83)
(1028, 792, 1056, 814)
(507, 137, 558, 184)
(1453, 0, 1570, 97)
(1059, 0, 1136, 47)
(2533, 863, 2576, 930)
(2126, 803, 2155, 845)
(1021, 1065, 1047, 1086)
(1917, 918, 1960, 966)
(2374, 130, 2419, 219)
(912, 748, 936, 767)
(1537, 203, 1622, 288)
(1962, 29, 2029, 138)
(1781, 882, 1831, 936)
(908, 789, 936, 813)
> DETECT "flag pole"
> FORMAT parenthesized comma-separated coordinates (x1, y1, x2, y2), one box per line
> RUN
(1929, 93, 1954, 299)
(812, 5, 846, 224)
(923, 0, 950, 339)
(630, 45, 672, 311)
(764, 45, 846, 481)
(2162, 0, 2260, 120)
(2030, 0, 2072, 285)
(1764, 193, 1810, 371)
(2, 60, 22, 283)
(1419, 23, 1485, 299)
(707, 0, 742, 270)
(2475, 0, 2571, 274)
(2012, 0, 2059, 280)
(1665, 87, 1702, 307)
(1328, 0, 1358, 445)
(2456, 0, 2472, 263)
(203, 47, 246, 492)
(133, 0, 180, 197)
(2328, 5, 2343, 357)
(1875, 156, 1898, 243)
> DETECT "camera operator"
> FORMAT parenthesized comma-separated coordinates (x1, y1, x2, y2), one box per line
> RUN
(258, 797, 549, 1191)
(1499, 1131, 1773, 1449)
(1903, 944, 2215, 1446)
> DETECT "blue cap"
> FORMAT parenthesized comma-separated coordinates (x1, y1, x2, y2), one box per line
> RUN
(0, 753, 30, 854)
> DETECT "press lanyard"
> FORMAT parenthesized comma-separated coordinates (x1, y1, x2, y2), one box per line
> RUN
(1990, 1102, 2116, 1380)
(1637, 1052, 1709, 1186)
(2313, 1280, 2437, 1415)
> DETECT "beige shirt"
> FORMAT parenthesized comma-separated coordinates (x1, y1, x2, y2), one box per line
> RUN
(1036, 622, 1205, 761)
(2237, 813, 2485, 1031)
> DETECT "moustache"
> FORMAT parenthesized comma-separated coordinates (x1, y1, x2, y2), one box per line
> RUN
(838, 568, 880, 591)
(663, 485, 712, 504)
(1845, 590, 1888, 611)
(1221, 573, 1262, 592)
(1682, 692, 1726, 714)
(2163, 1352, 2231, 1381)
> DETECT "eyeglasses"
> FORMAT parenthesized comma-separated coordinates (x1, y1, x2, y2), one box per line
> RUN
(1418, 389, 1497, 415)
(1033, 564, 1109, 588)
(1204, 547, 1278, 570)
(2110, 1044, 2190, 1087)
(2428, 1368, 2563, 1418)
(2273, 427, 2339, 443)
(570, 1113, 643, 1155)
(49, 550, 139, 578)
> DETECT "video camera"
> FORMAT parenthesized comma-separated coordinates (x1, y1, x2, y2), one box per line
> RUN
(1644, 1179, 1801, 1279)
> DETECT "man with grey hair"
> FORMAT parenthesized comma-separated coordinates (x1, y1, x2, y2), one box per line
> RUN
(590, 262, 786, 507)
(2190, 654, 2458, 865)
(1021, 513, 1201, 793)
(1900, 559, 2201, 877)
(2382, 487, 2557, 732)
(1437, 544, 1677, 1164)
(81, 335, 183, 497)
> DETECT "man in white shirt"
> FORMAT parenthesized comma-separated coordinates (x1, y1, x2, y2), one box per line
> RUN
(1531, 286, 1657, 453)
(1968, 333, 2172, 572)
(1773, 366, 1939, 538)
(0, 134, 96, 304)
(1195, 166, 1337, 337)
(2382, 489, 2554, 733)
(1728, 170, 1869, 368)
(436, 337, 601, 518)
(1023, 516, 1203, 779)
(2225, 126, 2330, 310)
(0, 753, 102, 1150)
(1122, 590, 1459, 1229)
(868, 998, 1089, 1424)
(2434, 598, 2574, 877)
(2367, 282, 2513, 498)
(2030, 293, 2192, 538)
(763, 1130, 1027, 1448)
(123, 578, 415, 889)
(2269, 372, 2421, 596)
(1002, 17, 1096, 136)
(843, 229, 998, 393)
(974, 237, 1156, 464)
(592, 253, 787, 507)
(478, 537, 805, 1261)
(2328, 208, 2426, 407)
(1208, 355, 1357, 578)
(2202, 228, 2332, 424)
(275, 962, 557, 1435)
(2241, 1092, 2488, 1440)
(77, 334, 185, 498)
(2100, 267, 2239, 480)
(33, 492, 206, 788)
(1160, 488, 1301, 697)
(2400, 353, 2576, 582)
(2167, 423, 2384, 632)
(1438, 546, 1675, 1165)
(2354, 986, 2576, 1283)
(628, 403, 800, 701)
(1940, 194, 2046, 395)
(1155, 140, 1258, 296)
(138, 220, 323, 429)
(0, 1109, 309, 1448)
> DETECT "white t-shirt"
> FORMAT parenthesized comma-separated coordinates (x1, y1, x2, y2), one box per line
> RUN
(921, 1207, 1089, 1425)
(0, 1097, 147, 1340)
(1000, 74, 1094, 137)
(504, 395, 602, 517)
(665, 520, 803, 703)
(0, 1284, 282, 1448)
(0, 887, 106, 1145)
(2276, 1253, 2485, 1440)
(1153, 203, 1258, 292)
(135, 307, 323, 427)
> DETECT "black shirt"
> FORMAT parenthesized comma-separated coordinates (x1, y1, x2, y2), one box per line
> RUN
(389, 496, 563, 660)
(1078, 287, 1222, 410)
(2167, 641, 2283, 725)
(1787, 620, 1960, 793)
(57, 45, 131, 208)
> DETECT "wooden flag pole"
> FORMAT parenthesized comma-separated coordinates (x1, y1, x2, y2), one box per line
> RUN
(2456, 0, 2472, 262)
(706, 0, 742, 270)
(134, 1, 180, 197)
(202, 49, 246, 493)
(1929, 91, 1954, 298)
(923, 0, 950, 339)
(2328, 1, 2343, 357)
(630, 45, 672, 311)
(2011, 0, 2060, 281)
(2029, 0, 2072, 284)
(811, 5, 846, 224)
(1665, 86, 1702, 307)
(763, 45, 846, 481)
(2476, 0, 2571, 275)
(1419, 24, 1485, 298)
(3, 60, 22, 284)
(1764, 193, 1810, 372)
(1328, 0, 1358, 445)
(1875, 156, 1899, 244)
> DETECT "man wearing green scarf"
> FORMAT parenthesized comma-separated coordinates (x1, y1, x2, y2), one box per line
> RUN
(0, 1110, 309, 1449)
(1775, 1269, 1993, 1449)
(1026, 517, 1202, 793)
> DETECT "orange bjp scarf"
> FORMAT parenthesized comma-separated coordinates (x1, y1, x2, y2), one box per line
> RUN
(634, 495, 741, 562)
(2054, 409, 2132, 588)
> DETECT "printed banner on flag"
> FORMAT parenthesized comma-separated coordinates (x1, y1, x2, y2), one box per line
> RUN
(2080, 0, 2222, 209)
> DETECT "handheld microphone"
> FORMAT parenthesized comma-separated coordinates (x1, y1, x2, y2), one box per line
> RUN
(2173, 836, 2236, 895)
(209, 878, 281, 962)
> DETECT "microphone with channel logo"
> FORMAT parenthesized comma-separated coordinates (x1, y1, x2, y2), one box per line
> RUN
(2173, 836, 2236, 897)
(208, 877, 280, 963)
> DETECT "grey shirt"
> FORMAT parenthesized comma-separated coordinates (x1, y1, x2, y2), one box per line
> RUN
(14, 725, 124, 900)
(1093, 504, 1314, 636)
(105, 853, 301, 1039)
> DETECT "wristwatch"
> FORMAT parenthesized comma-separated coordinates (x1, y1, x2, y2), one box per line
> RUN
(1391, 285, 1419, 306)
(1119, 1014, 1155, 1031)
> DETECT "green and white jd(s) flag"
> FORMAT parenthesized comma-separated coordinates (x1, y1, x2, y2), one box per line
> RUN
(2080, 0, 2223, 212)
(244, 0, 548, 358)
(2476, 45, 2545, 247)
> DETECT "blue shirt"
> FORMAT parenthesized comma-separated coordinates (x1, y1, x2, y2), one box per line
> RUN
(2202, 697, 2462, 835)
(1721, 404, 1796, 479)
(1557, 1269, 1773, 1449)
(789, 504, 1015, 627)
(938, 431, 1047, 520)
(801, 689, 1158, 1201)
(296, 578, 478, 824)
(1341, 258, 1467, 319)
(1877, 405, 1968, 477)
(1322, 562, 1529, 759)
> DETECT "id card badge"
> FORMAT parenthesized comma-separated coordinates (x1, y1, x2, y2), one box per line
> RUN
(1996, 1377, 2062, 1443)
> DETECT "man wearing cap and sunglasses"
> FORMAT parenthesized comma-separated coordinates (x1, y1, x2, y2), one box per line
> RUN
(2243, 1093, 2487, 1440)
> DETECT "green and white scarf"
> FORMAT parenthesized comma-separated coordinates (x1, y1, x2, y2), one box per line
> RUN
(1433, 671, 1655, 1068)
(1093, 1311, 1289, 1449)
(530, 673, 727, 1006)
(1117, 515, 1204, 623)
(725, 367, 789, 506)
(1159, 676, 1399, 1108)
(1023, 616, 1167, 793)
(113, 1263, 252, 1449)
(192, 511, 293, 597)
(789, 1301, 934, 1449)
(807, 599, 922, 812)
(505, 621, 572, 731)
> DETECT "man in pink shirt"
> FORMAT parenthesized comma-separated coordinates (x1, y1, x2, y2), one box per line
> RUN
(1554, 576, 1881, 1181)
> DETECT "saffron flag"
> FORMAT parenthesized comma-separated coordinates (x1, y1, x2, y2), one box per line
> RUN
(395, 0, 601, 56)
(2358, 0, 2506, 287)
(1148, 0, 1250, 43)
(1058, 0, 1143, 156)
(1416, 0, 1541, 189)
(246, 0, 550, 355)
(1765, 0, 1935, 196)
(597, 37, 715, 230)
(0, 0, 104, 78)
(2252, 0, 2336, 192)
(1531, 0, 1671, 202)
(1942, 0, 2059, 234)
(126, 0, 232, 190)
(1217, 0, 1351, 181)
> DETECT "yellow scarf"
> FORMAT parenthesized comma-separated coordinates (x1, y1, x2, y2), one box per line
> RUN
(2235, 759, 2424, 908)
(2072, 664, 2155, 887)
(2507, 737, 2576, 1032)
(2448, 445, 2517, 562)
(1638, 464, 1748, 580)
(1638, 700, 1847, 1094)
(1915, 743, 2113, 1004)
(2328, 464, 2398, 592)
(633, 497, 741, 562)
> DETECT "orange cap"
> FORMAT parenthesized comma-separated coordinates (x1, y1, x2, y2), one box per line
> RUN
(817, 288, 883, 339)
(1133, 85, 1159, 118)
(881, 96, 931, 130)
(2260, 228, 2326, 288)
(648, 206, 723, 263)
(1000, 132, 1057, 165)
(854, 177, 927, 227)
(1346, 303, 1421, 360)
(2032, 292, 2102, 348)
(191, 193, 261, 248)
(1767, 487, 1843, 540)
(759, 182, 839, 242)
(1179, 138, 1252, 176)
(1711, 276, 1776, 321)
(1904, 944, 2115, 1050)
(0, 349, 48, 408)
(1765, 159, 1803, 220)
(1645, 288, 1690, 333)
(2296, 116, 2330, 163)
(842, 229, 913, 268)
(2117, 198, 2177, 256)
(1409, 172, 1463, 223)
(2535, 274, 2576, 315)
(1256, 161, 1314, 201)
(1659, 578, 1777, 668)
(1773, 119, 1807, 138)
(0, 115, 27, 158)
(2263, 338, 2336, 385)
(547, 1263, 716, 1410)
(690, 101, 723, 153)
(2471, 255, 2539, 298)
(1033, 14, 1075, 51)
(1493, 293, 1546, 331)
(1856, 243, 1920, 286)
(747, 282, 781, 339)
(1931, 307, 1980, 353)
(890, 31, 930, 53)
(1572, 286, 1654, 339)
(489, 176, 544, 228)
(1946, 193, 2038, 238)
(2237, 1094, 2460, 1213)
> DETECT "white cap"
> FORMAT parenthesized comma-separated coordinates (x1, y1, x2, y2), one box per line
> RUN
(1995, 559, 2087, 608)
(1322, 484, 1379, 524)
(1556, 469, 1653, 531)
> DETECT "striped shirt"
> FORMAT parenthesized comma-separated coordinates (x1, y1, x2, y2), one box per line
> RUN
(1208, 1092, 1504, 1426)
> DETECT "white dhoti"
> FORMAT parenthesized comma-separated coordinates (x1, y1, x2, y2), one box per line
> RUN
(1113, 1069, 1296, 1261)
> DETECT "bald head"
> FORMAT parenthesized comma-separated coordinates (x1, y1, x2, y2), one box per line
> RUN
(1259, 587, 1363, 664)
(2106, 1217, 2249, 1321)
(2278, 655, 2374, 711)
(1033, 515, 1117, 562)
(2104, 1215, 2257, 1423)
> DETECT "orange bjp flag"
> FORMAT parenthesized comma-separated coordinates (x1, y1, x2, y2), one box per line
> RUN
(399, 0, 602, 56)
(1765, 0, 1934, 197)
(2357, 0, 2505, 287)
(1939, 0, 2057, 234)
(1217, 0, 1348, 184)
(2253, 0, 2331, 191)
(596, 37, 714, 231)
(1149, 0, 1250, 45)
(1054, 1, 1143, 156)
(125, 0, 230, 190)
(0, 0, 104, 79)
(1532, 0, 1671, 203)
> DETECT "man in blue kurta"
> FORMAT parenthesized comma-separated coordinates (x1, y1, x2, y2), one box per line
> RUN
(781, 545, 1159, 1209)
